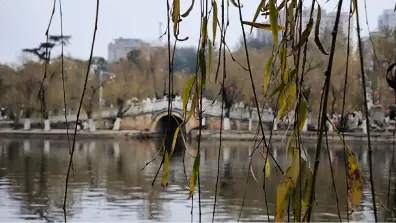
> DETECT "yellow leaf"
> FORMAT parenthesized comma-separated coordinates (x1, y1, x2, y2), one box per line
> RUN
(201, 16, 208, 47)
(182, 74, 196, 117)
(172, 0, 181, 38)
(264, 55, 274, 95)
(292, 158, 307, 222)
(290, 17, 314, 55)
(286, 133, 296, 160)
(188, 153, 201, 199)
(277, 82, 297, 120)
(288, 148, 301, 185)
(212, 0, 218, 44)
(351, 0, 357, 16)
(208, 40, 213, 81)
(347, 151, 363, 211)
(171, 126, 181, 157)
(326, 118, 363, 212)
(161, 151, 170, 188)
(302, 168, 314, 222)
(181, 0, 195, 17)
(187, 91, 197, 122)
(296, 96, 308, 132)
(275, 178, 294, 222)
(314, 4, 329, 55)
(242, 21, 286, 31)
(250, 0, 266, 34)
(265, 157, 271, 178)
(268, 0, 279, 46)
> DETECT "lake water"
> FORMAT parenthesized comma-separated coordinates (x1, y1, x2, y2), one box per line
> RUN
(0, 138, 395, 222)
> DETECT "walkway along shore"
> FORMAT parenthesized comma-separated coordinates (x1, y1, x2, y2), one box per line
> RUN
(0, 128, 396, 144)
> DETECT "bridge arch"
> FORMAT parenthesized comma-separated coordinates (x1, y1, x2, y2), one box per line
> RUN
(150, 111, 187, 134)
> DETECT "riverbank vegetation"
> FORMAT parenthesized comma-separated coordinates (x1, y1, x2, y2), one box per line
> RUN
(1, 28, 395, 121)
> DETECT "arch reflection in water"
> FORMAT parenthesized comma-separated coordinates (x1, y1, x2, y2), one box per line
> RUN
(0, 139, 394, 221)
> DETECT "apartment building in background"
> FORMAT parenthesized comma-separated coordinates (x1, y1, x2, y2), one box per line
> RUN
(378, 9, 396, 30)
(107, 37, 148, 62)
(256, 8, 352, 43)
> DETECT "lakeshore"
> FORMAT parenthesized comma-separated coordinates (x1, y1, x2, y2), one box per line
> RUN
(0, 128, 396, 143)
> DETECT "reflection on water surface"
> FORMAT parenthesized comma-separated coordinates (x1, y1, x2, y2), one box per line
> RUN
(0, 138, 395, 222)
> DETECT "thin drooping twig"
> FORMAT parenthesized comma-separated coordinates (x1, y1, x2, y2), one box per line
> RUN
(235, 0, 279, 219)
(62, 1, 100, 221)
(306, 0, 344, 221)
(58, 0, 74, 179)
(340, 1, 353, 221)
(324, 130, 342, 222)
(354, 2, 377, 221)
(212, 0, 227, 220)
(235, 0, 272, 177)
(36, 0, 57, 127)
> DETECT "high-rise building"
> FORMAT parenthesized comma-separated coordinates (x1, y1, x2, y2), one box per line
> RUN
(107, 37, 148, 62)
(378, 9, 396, 30)
(256, 8, 353, 42)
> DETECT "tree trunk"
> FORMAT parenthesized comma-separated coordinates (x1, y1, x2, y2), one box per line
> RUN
(24, 118, 31, 130)
(113, 117, 121, 131)
(88, 119, 96, 132)
(44, 119, 50, 131)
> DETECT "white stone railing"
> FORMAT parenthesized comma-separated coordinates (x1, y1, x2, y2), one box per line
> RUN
(28, 97, 275, 124)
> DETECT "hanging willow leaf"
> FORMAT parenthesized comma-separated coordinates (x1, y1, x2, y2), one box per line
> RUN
(183, 74, 197, 117)
(302, 168, 314, 222)
(199, 48, 207, 88)
(275, 178, 294, 222)
(292, 157, 307, 221)
(212, 0, 217, 44)
(288, 148, 301, 185)
(201, 16, 208, 47)
(172, 0, 181, 38)
(296, 96, 308, 132)
(230, 0, 241, 8)
(290, 17, 314, 55)
(314, 4, 329, 55)
(161, 151, 170, 188)
(171, 126, 181, 157)
(265, 157, 271, 178)
(277, 82, 297, 120)
(242, 21, 286, 31)
(250, 0, 267, 34)
(327, 119, 363, 211)
(351, 0, 357, 16)
(286, 0, 296, 38)
(181, 0, 195, 17)
(279, 46, 287, 80)
(188, 153, 201, 199)
(262, 0, 286, 15)
(264, 55, 274, 95)
(347, 152, 363, 211)
(187, 91, 197, 122)
(269, 0, 279, 46)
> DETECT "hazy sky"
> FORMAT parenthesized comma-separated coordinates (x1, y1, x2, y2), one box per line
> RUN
(0, 0, 394, 64)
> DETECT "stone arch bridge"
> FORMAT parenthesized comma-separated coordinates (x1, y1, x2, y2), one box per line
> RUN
(29, 97, 274, 134)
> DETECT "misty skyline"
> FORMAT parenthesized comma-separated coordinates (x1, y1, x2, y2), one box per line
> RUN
(0, 0, 394, 64)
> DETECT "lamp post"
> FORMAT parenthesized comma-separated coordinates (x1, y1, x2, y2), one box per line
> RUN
(99, 70, 116, 109)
